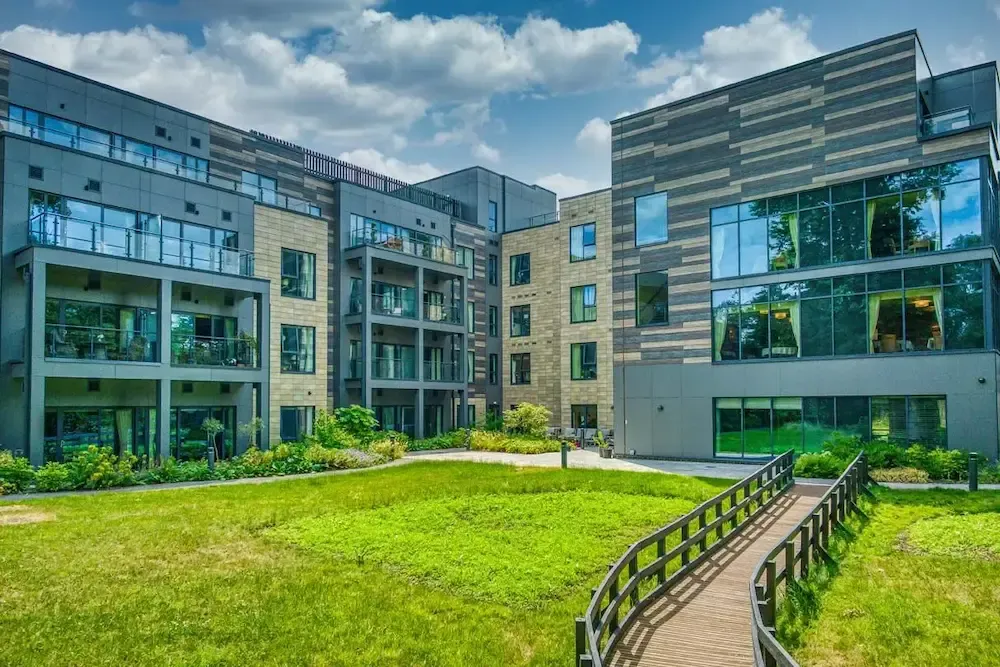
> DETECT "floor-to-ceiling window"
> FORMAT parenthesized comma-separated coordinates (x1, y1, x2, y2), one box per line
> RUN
(44, 407, 157, 463)
(46, 298, 157, 362)
(170, 407, 236, 461)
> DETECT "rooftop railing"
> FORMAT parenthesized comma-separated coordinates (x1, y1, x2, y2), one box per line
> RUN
(28, 213, 256, 276)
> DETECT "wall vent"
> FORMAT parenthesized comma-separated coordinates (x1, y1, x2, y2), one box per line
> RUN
(87, 379, 100, 392)
(220, 383, 231, 394)
(182, 382, 194, 394)
(185, 202, 198, 214)
(155, 126, 167, 138)
(221, 210, 232, 222)
(28, 165, 44, 180)
(86, 179, 101, 193)
(180, 287, 193, 301)
(85, 272, 101, 291)
(190, 136, 202, 149)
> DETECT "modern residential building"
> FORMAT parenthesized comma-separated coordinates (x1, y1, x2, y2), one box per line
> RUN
(611, 30, 1000, 460)
(0, 49, 556, 463)
(502, 189, 614, 430)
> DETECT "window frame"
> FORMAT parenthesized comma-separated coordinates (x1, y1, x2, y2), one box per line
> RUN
(570, 222, 597, 262)
(635, 271, 670, 327)
(280, 324, 316, 374)
(510, 253, 531, 286)
(510, 304, 531, 337)
(510, 352, 531, 385)
(279, 406, 315, 442)
(488, 200, 498, 233)
(488, 253, 498, 285)
(634, 192, 669, 247)
(488, 353, 499, 385)
(570, 342, 598, 381)
(457, 246, 475, 280)
(489, 305, 499, 337)
(280, 248, 316, 300)
(571, 404, 598, 429)
(570, 284, 598, 323)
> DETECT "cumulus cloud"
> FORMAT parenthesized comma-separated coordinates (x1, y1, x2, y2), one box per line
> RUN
(946, 38, 987, 69)
(636, 8, 821, 109)
(0, 24, 427, 153)
(337, 148, 443, 183)
(535, 173, 604, 200)
(473, 142, 501, 163)
(575, 117, 611, 153)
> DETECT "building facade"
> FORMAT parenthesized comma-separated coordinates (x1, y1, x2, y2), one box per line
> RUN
(502, 189, 614, 430)
(0, 49, 557, 461)
(611, 31, 1000, 460)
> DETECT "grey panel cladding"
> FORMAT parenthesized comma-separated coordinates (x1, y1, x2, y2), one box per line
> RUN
(453, 220, 490, 400)
(609, 32, 996, 365)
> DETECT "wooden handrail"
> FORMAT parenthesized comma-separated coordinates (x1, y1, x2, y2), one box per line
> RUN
(749, 452, 876, 667)
(575, 451, 796, 667)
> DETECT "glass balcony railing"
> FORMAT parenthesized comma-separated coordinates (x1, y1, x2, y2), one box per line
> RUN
(349, 229, 458, 266)
(371, 357, 417, 380)
(423, 362, 460, 382)
(46, 324, 157, 362)
(345, 358, 363, 379)
(372, 292, 418, 318)
(921, 107, 972, 137)
(28, 213, 255, 276)
(170, 333, 258, 368)
(423, 302, 462, 325)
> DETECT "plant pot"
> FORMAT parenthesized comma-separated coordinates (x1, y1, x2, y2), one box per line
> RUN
(598, 448, 613, 459)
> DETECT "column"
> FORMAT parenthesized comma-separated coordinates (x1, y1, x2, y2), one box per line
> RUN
(459, 274, 469, 428)
(459, 389, 469, 428)
(416, 388, 425, 440)
(26, 259, 47, 466)
(361, 254, 373, 408)
(256, 381, 270, 450)
(415, 267, 425, 440)
(26, 375, 45, 466)
(158, 278, 172, 366)
(156, 379, 171, 460)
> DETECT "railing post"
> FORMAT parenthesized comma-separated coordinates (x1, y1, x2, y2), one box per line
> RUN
(656, 537, 666, 585)
(801, 524, 810, 577)
(715, 502, 723, 540)
(730, 491, 738, 530)
(821, 501, 830, 548)
(838, 482, 846, 523)
(629, 557, 639, 607)
(969, 453, 979, 492)
(608, 566, 619, 633)
(785, 540, 796, 583)
(811, 513, 820, 561)
(681, 523, 690, 566)
(91, 221, 97, 252)
(764, 559, 777, 627)
(698, 511, 707, 554)
(575, 617, 587, 667)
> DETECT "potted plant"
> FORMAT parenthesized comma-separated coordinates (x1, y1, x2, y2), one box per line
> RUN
(202, 417, 225, 460)
(127, 335, 148, 362)
(595, 430, 613, 459)
(237, 331, 258, 367)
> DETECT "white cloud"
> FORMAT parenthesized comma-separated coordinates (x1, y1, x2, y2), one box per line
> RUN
(0, 24, 426, 153)
(535, 173, 604, 200)
(946, 38, 987, 69)
(993, 1, 1000, 20)
(636, 8, 821, 109)
(337, 148, 443, 183)
(473, 142, 501, 163)
(575, 117, 611, 153)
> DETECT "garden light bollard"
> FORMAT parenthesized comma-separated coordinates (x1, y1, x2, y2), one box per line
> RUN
(561, 441, 568, 469)
(207, 445, 216, 472)
(969, 452, 978, 492)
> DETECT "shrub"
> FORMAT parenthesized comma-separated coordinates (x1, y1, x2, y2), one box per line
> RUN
(794, 452, 848, 479)
(65, 447, 137, 490)
(821, 433, 865, 461)
(469, 431, 560, 454)
(34, 462, 71, 492)
(370, 438, 407, 462)
(870, 467, 930, 483)
(0, 451, 34, 495)
(864, 440, 907, 470)
(312, 410, 361, 449)
(333, 406, 379, 442)
(502, 403, 552, 438)
(910, 446, 966, 481)
(303, 445, 378, 470)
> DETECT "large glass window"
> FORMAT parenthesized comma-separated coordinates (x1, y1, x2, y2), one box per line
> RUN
(372, 281, 417, 318)
(44, 407, 157, 463)
(571, 404, 598, 429)
(280, 325, 315, 373)
(510, 305, 531, 337)
(280, 249, 315, 299)
(709, 159, 983, 277)
(170, 407, 236, 461)
(571, 285, 597, 323)
(467, 301, 475, 334)
(348, 214, 447, 254)
(635, 192, 668, 246)
(511, 353, 531, 385)
(468, 351, 475, 383)
(571, 342, 597, 380)
(279, 406, 315, 442)
(711, 260, 986, 362)
(46, 298, 158, 363)
(510, 253, 530, 285)
(635, 271, 668, 326)
(489, 353, 498, 385)
(570, 223, 597, 262)
(489, 306, 498, 337)
(488, 254, 498, 285)
(457, 246, 475, 280)
(488, 200, 498, 232)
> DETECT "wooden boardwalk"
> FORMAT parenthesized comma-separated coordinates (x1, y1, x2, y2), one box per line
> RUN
(610, 484, 827, 667)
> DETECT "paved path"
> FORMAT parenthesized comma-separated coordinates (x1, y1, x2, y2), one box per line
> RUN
(609, 484, 826, 667)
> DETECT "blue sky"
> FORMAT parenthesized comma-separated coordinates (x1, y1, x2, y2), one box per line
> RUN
(1, 0, 996, 198)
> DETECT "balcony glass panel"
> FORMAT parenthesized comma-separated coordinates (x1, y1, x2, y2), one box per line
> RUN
(372, 283, 417, 318)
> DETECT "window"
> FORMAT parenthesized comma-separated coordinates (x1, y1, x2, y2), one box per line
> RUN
(372, 342, 416, 379)
(570, 223, 597, 262)
(308, 204, 322, 217)
(571, 342, 597, 380)
(571, 285, 597, 323)
(241, 171, 278, 205)
(635, 271, 669, 326)
(280, 325, 315, 373)
(372, 281, 417, 318)
(710, 261, 985, 362)
(488, 200, 498, 232)
(467, 351, 475, 383)
(349, 214, 446, 253)
(488, 254, 498, 285)
(190, 136, 201, 149)
(489, 353, 498, 384)
(43, 407, 159, 463)
(634, 192, 668, 246)
(468, 405, 477, 426)
(489, 306, 498, 337)
(467, 301, 475, 333)
(28, 165, 44, 180)
(279, 406, 315, 442)
(510, 305, 531, 337)
(510, 253, 530, 285)
(170, 407, 236, 461)
(511, 353, 531, 384)
(457, 246, 475, 280)
(709, 158, 984, 278)
(374, 406, 416, 437)
(571, 404, 597, 429)
(281, 249, 315, 299)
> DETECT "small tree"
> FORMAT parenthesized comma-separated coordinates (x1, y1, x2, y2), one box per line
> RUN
(238, 417, 265, 447)
(503, 403, 552, 438)
(202, 418, 225, 458)
(334, 405, 378, 442)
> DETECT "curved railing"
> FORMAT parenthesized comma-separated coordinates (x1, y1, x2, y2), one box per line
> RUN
(575, 451, 796, 667)
(749, 452, 874, 667)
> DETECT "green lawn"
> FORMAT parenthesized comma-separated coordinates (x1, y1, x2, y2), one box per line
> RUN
(789, 489, 1000, 667)
(0, 462, 729, 666)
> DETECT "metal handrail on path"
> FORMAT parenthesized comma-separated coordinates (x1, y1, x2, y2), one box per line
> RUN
(575, 451, 796, 667)
(749, 452, 876, 667)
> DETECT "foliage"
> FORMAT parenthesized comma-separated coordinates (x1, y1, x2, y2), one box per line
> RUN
(0, 451, 35, 495)
(869, 467, 930, 483)
(33, 462, 71, 492)
(904, 445, 967, 481)
(502, 403, 552, 438)
(793, 452, 847, 479)
(469, 431, 561, 454)
(238, 417, 266, 448)
(310, 409, 360, 450)
(409, 430, 468, 451)
(369, 434, 408, 462)
(593, 431, 610, 450)
(64, 446, 137, 490)
(333, 405, 379, 443)
(483, 410, 505, 432)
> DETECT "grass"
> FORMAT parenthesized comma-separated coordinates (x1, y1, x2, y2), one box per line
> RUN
(0, 461, 730, 667)
(788, 488, 1000, 667)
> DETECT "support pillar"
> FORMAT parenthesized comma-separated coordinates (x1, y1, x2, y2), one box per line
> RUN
(416, 388, 425, 440)
(26, 375, 45, 466)
(256, 381, 270, 450)
(158, 278, 172, 366)
(361, 255, 373, 409)
(459, 389, 469, 428)
(156, 379, 171, 460)
(26, 259, 47, 466)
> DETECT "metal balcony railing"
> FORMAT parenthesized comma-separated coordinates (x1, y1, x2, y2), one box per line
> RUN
(345, 358, 363, 379)
(46, 324, 157, 362)
(372, 292, 418, 319)
(28, 213, 256, 276)
(349, 229, 459, 266)
(921, 107, 973, 136)
(371, 357, 417, 380)
(423, 361, 460, 382)
(423, 302, 462, 324)
(170, 333, 258, 368)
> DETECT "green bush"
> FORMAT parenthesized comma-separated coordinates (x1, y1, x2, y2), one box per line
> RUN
(33, 462, 70, 492)
(905, 445, 966, 481)
(469, 431, 560, 454)
(502, 403, 552, 438)
(65, 447, 137, 490)
(333, 406, 379, 443)
(870, 467, 930, 483)
(370, 437, 407, 462)
(0, 451, 34, 495)
(311, 410, 361, 449)
(794, 452, 848, 479)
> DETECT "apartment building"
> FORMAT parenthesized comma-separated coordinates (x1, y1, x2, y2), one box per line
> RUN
(502, 189, 614, 430)
(611, 30, 1000, 460)
(0, 49, 556, 462)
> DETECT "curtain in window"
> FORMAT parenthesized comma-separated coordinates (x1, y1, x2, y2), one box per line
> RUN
(866, 200, 877, 257)
(114, 409, 133, 457)
(572, 288, 584, 321)
(867, 293, 881, 353)
(713, 301, 733, 361)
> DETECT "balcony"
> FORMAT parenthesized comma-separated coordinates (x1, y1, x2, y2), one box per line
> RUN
(345, 358, 363, 380)
(423, 362, 460, 382)
(170, 333, 258, 368)
(349, 229, 459, 266)
(372, 357, 417, 380)
(372, 292, 418, 319)
(46, 324, 157, 362)
(28, 213, 255, 276)
(921, 107, 972, 137)
(424, 302, 462, 325)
